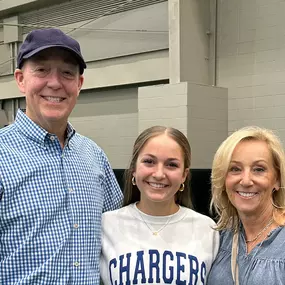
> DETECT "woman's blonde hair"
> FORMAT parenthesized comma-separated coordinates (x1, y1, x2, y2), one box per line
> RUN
(211, 126, 285, 230)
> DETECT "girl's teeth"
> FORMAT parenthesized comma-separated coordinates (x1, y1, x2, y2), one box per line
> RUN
(148, 182, 166, 188)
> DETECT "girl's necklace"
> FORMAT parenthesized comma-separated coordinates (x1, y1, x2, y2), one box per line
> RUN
(135, 202, 178, 236)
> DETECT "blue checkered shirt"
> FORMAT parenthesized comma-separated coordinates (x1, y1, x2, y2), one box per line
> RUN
(0, 110, 123, 284)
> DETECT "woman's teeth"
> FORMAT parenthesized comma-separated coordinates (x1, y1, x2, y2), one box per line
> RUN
(238, 191, 256, 198)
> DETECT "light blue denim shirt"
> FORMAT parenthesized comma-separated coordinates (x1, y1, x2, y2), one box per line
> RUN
(207, 225, 285, 285)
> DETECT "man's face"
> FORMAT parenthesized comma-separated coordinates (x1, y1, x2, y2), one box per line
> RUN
(14, 48, 84, 130)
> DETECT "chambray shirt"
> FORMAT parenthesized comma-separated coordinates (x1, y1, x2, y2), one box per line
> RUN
(207, 225, 285, 285)
(0, 110, 123, 284)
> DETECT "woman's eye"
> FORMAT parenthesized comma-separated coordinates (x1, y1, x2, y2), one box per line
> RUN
(229, 166, 240, 172)
(254, 167, 265, 173)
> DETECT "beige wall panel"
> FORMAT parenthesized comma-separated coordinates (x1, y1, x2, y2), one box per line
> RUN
(0, 44, 12, 75)
(0, 0, 38, 11)
(66, 2, 168, 62)
(169, 0, 210, 85)
(0, 27, 4, 42)
(69, 87, 138, 169)
(217, 0, 285, 143)
(0, 50, 168, 100)
(138, 82, 228, 169)
(2, 98, 13, 123)
(187, 84, 228, 168)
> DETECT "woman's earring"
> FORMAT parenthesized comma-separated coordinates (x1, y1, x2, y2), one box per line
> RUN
(179, 183, 185, 192)
(132, 177, 136, 186)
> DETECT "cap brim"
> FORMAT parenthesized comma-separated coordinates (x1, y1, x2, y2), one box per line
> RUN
(23, 44, 86, 70)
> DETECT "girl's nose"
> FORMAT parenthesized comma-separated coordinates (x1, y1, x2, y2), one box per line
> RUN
(152, 164, 165, 179)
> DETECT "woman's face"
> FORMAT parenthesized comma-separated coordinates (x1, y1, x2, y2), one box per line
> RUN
(133, 134, 188, 208)
(225, 140, 279, 218)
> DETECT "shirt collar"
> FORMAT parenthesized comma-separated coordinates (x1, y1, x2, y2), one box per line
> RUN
(14, 109, 76, 146)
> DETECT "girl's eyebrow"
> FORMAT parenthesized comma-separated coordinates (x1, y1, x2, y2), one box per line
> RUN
(142, 153, 180, 161)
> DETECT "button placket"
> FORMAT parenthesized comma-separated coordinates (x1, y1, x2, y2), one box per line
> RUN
(68, 188, 75, 193)
(74, 223, 79, 229)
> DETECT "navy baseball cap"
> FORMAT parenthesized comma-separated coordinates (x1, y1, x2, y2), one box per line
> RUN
(17, 28, 86, 74)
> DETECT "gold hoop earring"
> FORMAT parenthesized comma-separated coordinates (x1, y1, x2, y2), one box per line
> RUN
(179, 183, 184, 192)
(132, 177, 136, 186)
(271, 191, 285, 209)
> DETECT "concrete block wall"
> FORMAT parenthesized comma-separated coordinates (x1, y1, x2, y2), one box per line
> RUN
(138, 83, 188, 134)
(217, 0, 285, 139)
(138, 82, 228, 169)
(187, 84, 228, 168)
(69, 87, 138, 169)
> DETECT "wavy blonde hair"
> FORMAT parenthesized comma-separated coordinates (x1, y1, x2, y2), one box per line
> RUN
(211, 126, 285, 230)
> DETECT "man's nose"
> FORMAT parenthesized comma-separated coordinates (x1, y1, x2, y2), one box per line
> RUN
(46, 69, 62, 89)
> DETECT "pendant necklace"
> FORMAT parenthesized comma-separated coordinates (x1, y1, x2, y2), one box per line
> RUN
(245, 218, 274, 243)
(135, 202, 178, 236)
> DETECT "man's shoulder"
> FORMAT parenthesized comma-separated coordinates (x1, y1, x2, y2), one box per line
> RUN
(0, 124, 18, 143)
(72, 132, 102, 152)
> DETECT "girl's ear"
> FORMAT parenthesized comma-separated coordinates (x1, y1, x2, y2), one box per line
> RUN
(182, 168, 189, 182)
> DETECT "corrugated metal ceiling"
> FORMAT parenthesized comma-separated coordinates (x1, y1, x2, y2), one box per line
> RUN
(20, 0, 167, 34)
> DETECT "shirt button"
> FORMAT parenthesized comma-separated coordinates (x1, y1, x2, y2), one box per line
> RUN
(50, 136, 55, 141)
(68, 188, 74, 193)
(74, 223, 79, 229)
(74, 262, 80, 267)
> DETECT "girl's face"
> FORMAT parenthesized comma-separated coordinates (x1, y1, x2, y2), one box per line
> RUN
(133, 134, 188, 208)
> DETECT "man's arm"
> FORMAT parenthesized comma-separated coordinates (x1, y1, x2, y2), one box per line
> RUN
(101, 152, 123, 213)
(0, 180, 3, 201)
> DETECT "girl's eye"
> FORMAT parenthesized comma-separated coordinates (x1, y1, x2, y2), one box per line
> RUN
(168, 162, 178, 168)
(142, 159, 154, 165)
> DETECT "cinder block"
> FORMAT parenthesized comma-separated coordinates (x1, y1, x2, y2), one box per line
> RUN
(255, 95, 275, 108)
(254, 107, 275, 119)
(139, 94, 187, 109)
(274, 94, 285, 106)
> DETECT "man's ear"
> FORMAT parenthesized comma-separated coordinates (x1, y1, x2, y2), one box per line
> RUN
(77, 75, 84, 95)
(14, 69, 26, 94)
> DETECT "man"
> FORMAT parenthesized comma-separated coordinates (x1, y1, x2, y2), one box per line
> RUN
(0, 28, 123, 284)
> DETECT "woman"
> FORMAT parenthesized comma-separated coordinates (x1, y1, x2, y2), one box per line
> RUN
(100, 126, 219, 285)
(207, 126, 285, 285)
